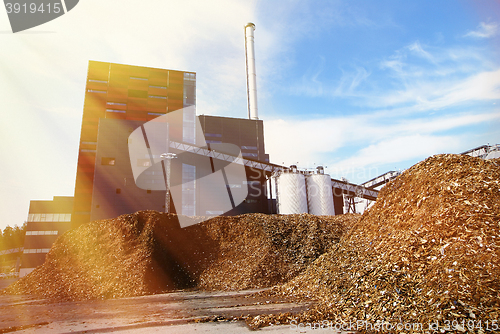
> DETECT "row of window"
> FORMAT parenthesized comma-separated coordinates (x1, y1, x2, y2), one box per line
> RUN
(90, 77, 163, 83)
(23, 248, 50, 254)
(89, 76, 191, 87)
(27, 213, 71, 222)
(26, 230, 58, 236)
(88, 89, 169, 100)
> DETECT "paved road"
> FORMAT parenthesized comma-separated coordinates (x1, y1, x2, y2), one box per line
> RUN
(0, 289, 344, 333)
(0, 278, 18, 290)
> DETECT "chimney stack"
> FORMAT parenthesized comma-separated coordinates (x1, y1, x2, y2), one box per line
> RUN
(245, 23, 258, 120)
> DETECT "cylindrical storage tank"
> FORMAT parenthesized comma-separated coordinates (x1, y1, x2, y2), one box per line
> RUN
(276, 170, 308, 214)
(306, 167, 335, 215)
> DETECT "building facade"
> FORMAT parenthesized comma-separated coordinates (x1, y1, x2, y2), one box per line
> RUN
(89, 114, 269, 222)
(21, 196, 73, 277)
(72, 61, 195, 227)
(75, 61, 269, 226)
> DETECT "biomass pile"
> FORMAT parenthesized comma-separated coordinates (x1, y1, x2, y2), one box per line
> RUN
(250, 154, 500, 331)
(4, 212, 218, 300)
(3, 211, 354, 300)
(198, 213, 356, 290)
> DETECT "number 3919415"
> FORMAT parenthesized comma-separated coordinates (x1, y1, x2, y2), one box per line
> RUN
(5, 3, 62, 14)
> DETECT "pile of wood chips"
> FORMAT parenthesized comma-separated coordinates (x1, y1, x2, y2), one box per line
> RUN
(2, 211, 354, 301)
(249, 154, 500, 333)
(198, 213, 357, 290)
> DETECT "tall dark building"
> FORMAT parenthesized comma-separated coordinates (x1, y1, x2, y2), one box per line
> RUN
(74, 61, 268, 226)
(72, 61, 195, 227)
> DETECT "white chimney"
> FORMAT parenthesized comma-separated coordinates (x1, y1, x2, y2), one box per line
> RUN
(245, 22, 258, 120)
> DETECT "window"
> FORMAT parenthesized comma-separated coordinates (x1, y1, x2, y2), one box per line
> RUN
(130, 76, 148, 81)
(205, 133, 222, 137)
(182, 164, 196, 216)
(101, 157, 116, 166)
(26, 231, 58, 236)
(107, 102, 126, 106)
(149, 85, 167, 89)
(87, 89, 106, 94)
(242, 153, 258, 158)
(23, 248, 50, 254)
(148, 112, 164, 116)
(241, 146, 258, 150)
(106, 109, 126, 113)
(89, 79, 107, 83)
(148, 95, 167, 99)
(183, 72, 196, 80)
(28, 213, 70, 222)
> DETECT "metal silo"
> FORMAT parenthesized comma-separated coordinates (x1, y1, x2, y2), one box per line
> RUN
(276, 165, 308, 214)
(306, 166, 335, 215)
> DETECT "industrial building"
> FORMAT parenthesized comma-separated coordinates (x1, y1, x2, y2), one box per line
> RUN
(72, 61, 196, 227)
(20, 23, 376, 273)
(72, 60, 272, 226)
(20, 196, 73, 277)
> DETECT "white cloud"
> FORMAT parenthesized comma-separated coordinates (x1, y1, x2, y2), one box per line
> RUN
(330, 134, 459, 170)
(465, 22, 499, 38)
(264, 111, 500, 179)
(407, 41, 435, 62)
(372, 68, 500, 112)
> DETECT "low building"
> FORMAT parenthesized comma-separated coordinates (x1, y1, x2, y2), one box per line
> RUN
(20, 196, 73, 277)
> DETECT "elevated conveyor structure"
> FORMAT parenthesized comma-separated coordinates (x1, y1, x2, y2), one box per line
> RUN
(461, 144, 500, 160)
(361, 170, 401, 189)
(169, 140, 379, 202)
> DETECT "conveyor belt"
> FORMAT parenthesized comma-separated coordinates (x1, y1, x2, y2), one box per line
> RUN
(169, 141, 379, 201)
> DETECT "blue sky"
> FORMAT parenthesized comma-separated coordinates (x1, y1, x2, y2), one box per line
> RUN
(0, 0, 499, 230)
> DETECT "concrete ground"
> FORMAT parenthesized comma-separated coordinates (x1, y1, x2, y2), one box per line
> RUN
(0, 278, 18, 290)
(0, 289, 350, 333)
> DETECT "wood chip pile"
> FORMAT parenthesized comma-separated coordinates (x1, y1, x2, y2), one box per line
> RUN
(198, 213, 357, 290)
(2, 212, 354, 301)
(250, 154, 500, 332)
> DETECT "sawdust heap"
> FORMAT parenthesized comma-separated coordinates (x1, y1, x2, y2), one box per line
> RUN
(249, 154, 500, 331)
(3, 212, 353, 301)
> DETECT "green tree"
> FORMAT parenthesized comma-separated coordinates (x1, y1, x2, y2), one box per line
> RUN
(0, 223, 26, 250)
